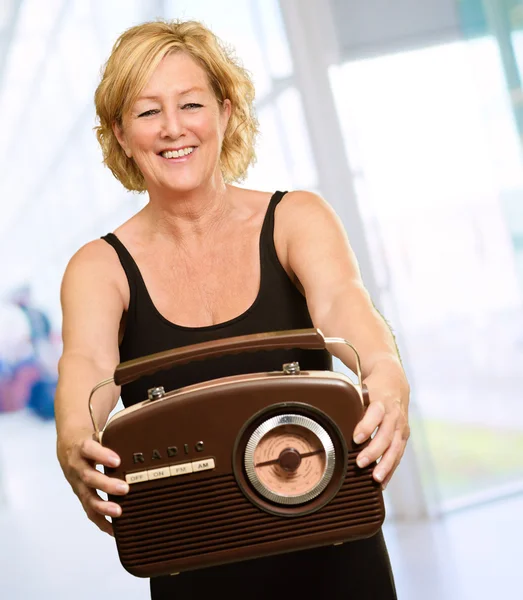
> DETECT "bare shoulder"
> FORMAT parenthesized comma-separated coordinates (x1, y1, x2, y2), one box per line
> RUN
(230, 187, 330, 233)
(66, 238, 119, 267)
(62, 239, 129, 308)
(60, 238, 127, 368)
(275, 189, 345, 260)
(276, 190, 340, 227)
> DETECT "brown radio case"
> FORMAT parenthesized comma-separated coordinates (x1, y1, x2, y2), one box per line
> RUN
(92, 329, 384, 577)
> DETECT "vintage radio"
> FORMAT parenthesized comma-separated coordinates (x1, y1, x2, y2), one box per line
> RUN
(89, 329, 384, 577)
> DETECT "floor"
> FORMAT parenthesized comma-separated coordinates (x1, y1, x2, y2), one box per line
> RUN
(0, 410, 519, 599)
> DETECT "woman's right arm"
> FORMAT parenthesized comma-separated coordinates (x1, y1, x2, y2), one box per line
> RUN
(55, 240, 129, 536)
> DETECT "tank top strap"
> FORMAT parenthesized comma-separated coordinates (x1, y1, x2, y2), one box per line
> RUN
(100, 232, 141, 312)
(260, 190, 288, 271)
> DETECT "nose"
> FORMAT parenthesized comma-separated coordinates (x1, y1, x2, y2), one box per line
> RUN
(159, 108, 184, 139)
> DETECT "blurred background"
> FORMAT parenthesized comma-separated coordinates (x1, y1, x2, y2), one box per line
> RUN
(0, 0, 521, 598)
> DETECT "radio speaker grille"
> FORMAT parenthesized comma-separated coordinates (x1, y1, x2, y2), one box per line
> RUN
(114, 451, 382, 570)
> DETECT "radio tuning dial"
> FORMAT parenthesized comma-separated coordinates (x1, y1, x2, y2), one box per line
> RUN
(244, 414, 335, 505)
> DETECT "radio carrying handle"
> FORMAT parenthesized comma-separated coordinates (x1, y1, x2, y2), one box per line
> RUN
(88, 328, 366, 440)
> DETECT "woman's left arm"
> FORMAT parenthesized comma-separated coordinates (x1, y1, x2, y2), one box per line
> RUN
(280, 191, 411, 489)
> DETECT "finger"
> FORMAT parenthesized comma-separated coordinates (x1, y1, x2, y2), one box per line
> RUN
(372, 429, 405, 485)
(381, 437, 408, 490)
(82, 487, 123, 519)
(381, 467, 396, 491)
(80, 438, 121, 468)
(86, 506, 115, 536)
(380, 453, 400, 490)
(79, 466, 129, 496)
(353, 400, 386, 444)
(356, 415, 396, 468)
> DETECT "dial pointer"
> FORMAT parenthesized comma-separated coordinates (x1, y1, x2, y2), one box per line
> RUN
(255, 448, 324, 468)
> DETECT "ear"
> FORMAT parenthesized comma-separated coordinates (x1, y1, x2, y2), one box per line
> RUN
(220, 99, 232, 135)
(112, 121, 132, 158)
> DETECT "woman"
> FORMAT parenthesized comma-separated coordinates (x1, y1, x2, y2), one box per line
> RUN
(56, 19, 410, 599)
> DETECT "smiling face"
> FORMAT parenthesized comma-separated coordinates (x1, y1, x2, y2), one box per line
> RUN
(113, 51, 231, 194)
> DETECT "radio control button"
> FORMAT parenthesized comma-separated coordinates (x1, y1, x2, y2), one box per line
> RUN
(192, 458, 215, 472)
(170, 462, 193, 476)
(125, 471, 149, 484)
(147, 467, 170, 480)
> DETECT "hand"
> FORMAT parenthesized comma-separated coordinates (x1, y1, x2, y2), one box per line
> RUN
(352, 369, 410, 490)
(57, 433, 129, 536)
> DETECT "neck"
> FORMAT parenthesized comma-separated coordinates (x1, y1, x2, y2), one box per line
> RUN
(143, 176, 232, 246)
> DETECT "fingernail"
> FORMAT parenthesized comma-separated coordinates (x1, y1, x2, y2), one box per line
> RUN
(109, 505, 122, 517)
(108, 455, 120, 467)
(357, 456, 369, 468)
(375, 471, 384, 482)
(354, 433, 365, 444)
(115, 482, 129, 494)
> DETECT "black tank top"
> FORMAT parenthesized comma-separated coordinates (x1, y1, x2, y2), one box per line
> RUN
(102, 190, 331, 407)
(101, 189, 396, 600)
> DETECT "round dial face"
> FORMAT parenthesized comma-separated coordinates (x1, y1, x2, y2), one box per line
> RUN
(244, 414, 335, 505)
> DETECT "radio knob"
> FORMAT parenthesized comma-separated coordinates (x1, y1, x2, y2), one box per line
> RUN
(282, 362, 300, 375)
(147, 386, 165, 401)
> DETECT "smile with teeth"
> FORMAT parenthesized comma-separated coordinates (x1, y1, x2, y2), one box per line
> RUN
(160, 147, 195, 159)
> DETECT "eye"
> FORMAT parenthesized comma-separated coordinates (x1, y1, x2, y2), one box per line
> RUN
(182, 103, 203, 110)
(138, 109, 160, 117)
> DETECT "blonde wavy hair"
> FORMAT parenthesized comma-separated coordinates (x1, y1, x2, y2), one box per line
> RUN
(94, 19, 259, 192)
